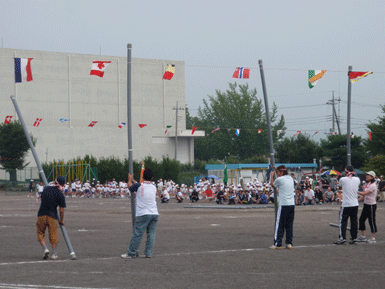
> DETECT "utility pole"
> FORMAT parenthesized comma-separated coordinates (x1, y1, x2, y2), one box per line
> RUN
(172, 101, 184, 160)
(326, 91, 341, 135)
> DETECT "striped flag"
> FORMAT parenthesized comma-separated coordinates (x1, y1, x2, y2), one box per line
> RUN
(258, 129, 263, 134)
(293, 131, 301, 137)
(90, 61, 111, 77)
(88, 121, 98, 127)
(162, 64, 175, 80)
(4, 116, 13, 124)
(349, 71, 373, 83)
(33, 118, 42, 127)
(118, 122, 126, 129)
(308, 70, 326, 89)
(235, 129, 240, 136)
(165, 125, 172, 134)
(60, 118, 70, 123)
(211, 128, 220, 133)
(15, 58, 33, 83)
(233, 67, 250, 79)
(139, 161, 145, 183)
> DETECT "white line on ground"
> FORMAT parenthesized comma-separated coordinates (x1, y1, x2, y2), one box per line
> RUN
(0, 283, 114, 289)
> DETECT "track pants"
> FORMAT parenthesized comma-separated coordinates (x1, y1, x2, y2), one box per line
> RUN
(339, 206, 358, 241)
(359, 204, 377, 233)
(274, 205, 295, 246)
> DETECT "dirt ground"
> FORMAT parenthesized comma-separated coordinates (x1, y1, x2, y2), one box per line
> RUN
(0, 194, 384, 289)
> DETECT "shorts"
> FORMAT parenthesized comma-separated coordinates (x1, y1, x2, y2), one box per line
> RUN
(36, 215, 59, 244)
(72, 189, 76, 192)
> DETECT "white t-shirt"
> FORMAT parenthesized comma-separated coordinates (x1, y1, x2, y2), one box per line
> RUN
(363, 182, 377, 205)
(304, 189, 315, 199)
(136, 182, 158, 217)
(339, 176, 360, 207)
(273, 175, 295, 206)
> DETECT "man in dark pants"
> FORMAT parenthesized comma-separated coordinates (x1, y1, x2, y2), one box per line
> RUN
(36, 176, 66, 260)
(334, 165, 360, 245)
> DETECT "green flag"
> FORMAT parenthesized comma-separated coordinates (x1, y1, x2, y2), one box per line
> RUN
(223, 161, 228, 185)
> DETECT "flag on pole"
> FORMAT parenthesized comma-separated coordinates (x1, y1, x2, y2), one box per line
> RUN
(235, 129, 240, 136)
(88, 121, 98, 127)
(232, 67, 250, 79)
(223, 160, 228, 185)
(162, 64, 175, 80)
(118, 122, 126, 129)
(138, 124, 147, 128)
(15, 58, 33, 83)
(333, 131, 338, 135)
(192, 126, 198, 135)
(60, 118, 70, 123)
(211, 128, 220, 133)
(165, 125, 172, 134)
(258, 129, 263, 133)
(349, 71, 373, 83)
(139, 161, 145, 183)
(368, 132, 372, 141)
(33, 118, 42, 127)
(4, 116, 13, 124)
(350, 132, 355, 138)
(293, 131, 301, 137)
(90, 61, 111, 77)
(308, 70, 326, 88)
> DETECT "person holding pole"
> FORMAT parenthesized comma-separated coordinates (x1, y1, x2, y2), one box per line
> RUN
(121, 169, 159, 259)
(334, 165, 360, 245)
(269, 165, 295, 249)
(36, 176, 66, 260)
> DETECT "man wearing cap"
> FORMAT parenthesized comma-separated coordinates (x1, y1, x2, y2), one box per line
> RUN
(36, 176, 66, 260)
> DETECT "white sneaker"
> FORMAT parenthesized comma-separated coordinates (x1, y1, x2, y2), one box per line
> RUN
(43, 249, 49, 260)
(356, 236, 367, 242)
(367, 237, 376, 244)
(51, 253, 58, 260)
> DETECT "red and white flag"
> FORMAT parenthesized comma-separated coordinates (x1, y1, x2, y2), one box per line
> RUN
(4, 115, 13, 124)
(88, 121, 98, 127)
(211, 128, 220, 133)
(138, 124, 147, 128)
(33, 118, 42, 127)
(118, 122, 126, 129)
(192, 126, 198, 135)
(90, 61, 111, 77)
(293, 131, 301, 137)
(258, 129, 263, 134)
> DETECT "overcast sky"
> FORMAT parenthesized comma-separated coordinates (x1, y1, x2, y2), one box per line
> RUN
(1, 0, 384, 140)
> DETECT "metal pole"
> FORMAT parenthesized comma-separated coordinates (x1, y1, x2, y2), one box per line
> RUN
(127, 44, 135, 227)
(258, 60, 279, 227)
(347, 66, 352, 166)
(175, 101, 178, 160)
(332, 91, 335, 133)
(10, 95, 76, 260)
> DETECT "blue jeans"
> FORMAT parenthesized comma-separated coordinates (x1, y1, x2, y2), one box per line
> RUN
(127, 214, 159, 257)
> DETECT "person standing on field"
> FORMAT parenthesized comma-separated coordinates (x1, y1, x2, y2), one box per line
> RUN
(36, 176, 66, 260)
(334, 165, 360, 245)
(121, 169, 159, 259)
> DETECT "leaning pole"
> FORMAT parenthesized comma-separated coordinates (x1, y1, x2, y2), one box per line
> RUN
(258, 60, 279, 234)
(10, 95, 77, 260)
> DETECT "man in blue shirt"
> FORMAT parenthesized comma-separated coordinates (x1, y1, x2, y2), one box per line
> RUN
(36, 176, 66, 260)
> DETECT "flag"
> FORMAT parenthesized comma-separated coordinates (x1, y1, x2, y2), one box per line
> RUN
(4, 116, 13, 124)
(138, 124, 147, 128)
(232, 67, 250, 79)
(312, 131, 319, 137)
(192, 126, 197, 135)
(349, 71, 373, 83)
(277, 130, 283, 137)
(223, 161, 228, 185)
(235, 129, 240, 136)
(308, 70, 326, 88)
(140, 161, 145, 183)
(293, 131, 301, 137)
(90, 61, 111, 77)
(333, 132, 337, 135)
(211, 128, 220, 133)
(33, 118, 42, 127)
(15, 58, 33, 83)
(88, 121, 98, 127)
(368, 132, 372, 141)
(350, 132, 355, 138)
(60, 118, 70, 123)
(118, 122, 126, 129)
(258, 129, 263, 134)
(162, 64, 175, 80)
(165, 125, 172, 134)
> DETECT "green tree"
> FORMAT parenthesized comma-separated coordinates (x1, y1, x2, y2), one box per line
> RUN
(320, 134, 368, 172)
(190, 82, 286, 161)
(365, 105, 385, 156)
(362, 155, 385, 177)
(275, 133, 321, 163)
(0, 121, 35, 182)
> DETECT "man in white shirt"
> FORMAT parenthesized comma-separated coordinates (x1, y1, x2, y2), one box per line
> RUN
(303, 187, 315, 205)
(334, 165, 360, 245)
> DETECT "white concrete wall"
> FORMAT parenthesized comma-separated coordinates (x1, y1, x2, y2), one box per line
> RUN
(0, 48, 200, 167)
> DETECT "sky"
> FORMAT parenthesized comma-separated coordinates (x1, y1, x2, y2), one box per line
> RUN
(1, 0, 384, 141)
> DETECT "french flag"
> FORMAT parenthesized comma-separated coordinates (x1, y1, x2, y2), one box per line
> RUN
(15, 58, 33, 83)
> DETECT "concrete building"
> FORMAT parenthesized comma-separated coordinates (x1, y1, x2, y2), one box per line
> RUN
(0, 48, 204, 180)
